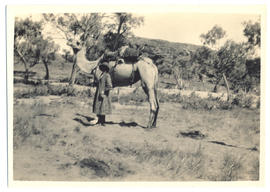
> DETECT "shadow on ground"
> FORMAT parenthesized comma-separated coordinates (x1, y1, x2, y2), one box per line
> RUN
(76, 113, 96, 122)
(74, 113, 145, 128)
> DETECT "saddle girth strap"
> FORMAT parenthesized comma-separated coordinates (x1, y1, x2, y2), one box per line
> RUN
(130, 63, 135, 86)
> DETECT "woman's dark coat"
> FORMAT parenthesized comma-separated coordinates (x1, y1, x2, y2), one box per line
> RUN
(93, 72, 113, 115)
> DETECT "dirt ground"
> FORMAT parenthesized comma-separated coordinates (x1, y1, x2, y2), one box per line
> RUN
(13, 96, 260, 181)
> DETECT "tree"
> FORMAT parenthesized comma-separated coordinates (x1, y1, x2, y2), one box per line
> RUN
(198, 24, 255, 96)
(43, 13, 103, 84)
(199, 25, 233, 98)
(14, 17, 60, 81)
(106, 13, 144, 51)
(215, 40, 247, 93)
(35, 37, 59, 80)
(190, 46, 217, 80)
(103, 31, 127, 51)
(200, 25, 226, 50)
(243, 20, 260, 48)
(62, 49, 73, 62)
(14, 17, 42, 81)
(242, 20, 261, 92)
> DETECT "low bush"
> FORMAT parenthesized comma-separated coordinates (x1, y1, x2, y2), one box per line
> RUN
(158, 92, 182, 103)
(232, 92, 259, 108)
(14, 84, 91, 98)
(14, 83, 259, 110)
(14, 85, 49, 98)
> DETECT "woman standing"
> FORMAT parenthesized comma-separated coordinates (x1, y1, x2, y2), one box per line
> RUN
(93, 62, 113, 126)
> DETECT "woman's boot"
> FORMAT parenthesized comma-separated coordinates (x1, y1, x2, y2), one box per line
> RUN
(100, 115, 105, 126)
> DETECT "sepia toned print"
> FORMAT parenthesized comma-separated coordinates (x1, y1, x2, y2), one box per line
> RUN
(8, 5, 265, 185)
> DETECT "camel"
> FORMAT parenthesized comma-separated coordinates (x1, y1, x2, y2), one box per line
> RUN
(70, 40, 159, 128)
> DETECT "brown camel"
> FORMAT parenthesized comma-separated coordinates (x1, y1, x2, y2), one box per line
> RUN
(71, 40, 159, 128)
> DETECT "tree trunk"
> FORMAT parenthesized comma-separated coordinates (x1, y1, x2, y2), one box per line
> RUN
(113, 16, 125, 51)
(213, 78, 221, 93)
(43, 60, 49, 80)
(173, 73, 183, 90)
(222, 73, 230, 101)
(15, 48, 29, 82)
(69, 54, 77, 85)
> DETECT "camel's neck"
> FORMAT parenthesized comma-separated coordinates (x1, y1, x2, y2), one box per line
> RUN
(76, 47, 89, 64)
(76, 46, 102, 74)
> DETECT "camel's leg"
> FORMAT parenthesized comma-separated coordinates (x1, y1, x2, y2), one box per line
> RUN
(141, 84, 152, 128)
(148, 89, 159, 128)
(152, 87, 159, 127)
(150, 68, 159, 127)
(142, 84, 158, 128)
(138, 61, 159, 128)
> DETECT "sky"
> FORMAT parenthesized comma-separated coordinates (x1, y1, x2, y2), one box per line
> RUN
(132, 13, 260, 45)
(15, 12, 260, 51)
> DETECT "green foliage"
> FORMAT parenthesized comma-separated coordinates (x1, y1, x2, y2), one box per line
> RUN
(216, 41, 247, 90)
(197, 25, 259, 93)
(111, 88, 147, 105)
(180, 93, 232, 111)
(232, 92, 259, 108)
(14, 15, 261, 95)
(200, 25, 226, 49)
(85, 38, 106, 60)
(191, 39, 257, 93)
(43, 13, 103, 43)
(241, 20, 261, 92)
(14, 86, 48, 98)
(246, 58, 260, 79)
(107, 13, 144, 51)
(43, 13, 104, 84)
(14, 18, 43, 66)
(74, 73, 93, 86)
(62, 49, 73, 62)
(103, 31, 127, 51)
(243, 20, 261, 47)
(131, 37, 199, 77)
(14, 17, 43, 41)
(190, 46, 217, 79)
(14, 17, 59, 80)
(36, 37, 59, 62)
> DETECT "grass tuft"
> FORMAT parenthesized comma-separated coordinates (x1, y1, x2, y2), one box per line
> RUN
(220, 154, 243, 181)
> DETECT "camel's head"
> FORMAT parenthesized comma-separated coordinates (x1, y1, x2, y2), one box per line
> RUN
(67, 38, 83, 51)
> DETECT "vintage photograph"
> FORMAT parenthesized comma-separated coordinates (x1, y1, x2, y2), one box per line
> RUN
(8, 5, 265, 183)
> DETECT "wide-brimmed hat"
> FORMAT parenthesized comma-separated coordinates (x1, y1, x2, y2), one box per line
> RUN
(99, 62, 110, 72)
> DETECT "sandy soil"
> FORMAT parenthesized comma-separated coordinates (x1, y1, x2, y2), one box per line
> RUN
(13, 96, 260, 181)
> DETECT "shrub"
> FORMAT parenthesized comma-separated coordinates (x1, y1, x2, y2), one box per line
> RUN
(14, 84, 91, 98)
(114, 89, 147, 105)
(14, 83, 259, 110)
(113, 89, 235, 110)
(158, 92, 182, 103)
(75, 73, 92, 86)
(180, 93, 233, 111)
(232, 92, 259, 108)
(14, 85, 49, 98)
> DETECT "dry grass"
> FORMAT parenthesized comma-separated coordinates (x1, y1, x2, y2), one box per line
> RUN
(250, 157, 260, 180)
(13, 96, 260, 181)
(220, 154, 243, 181)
